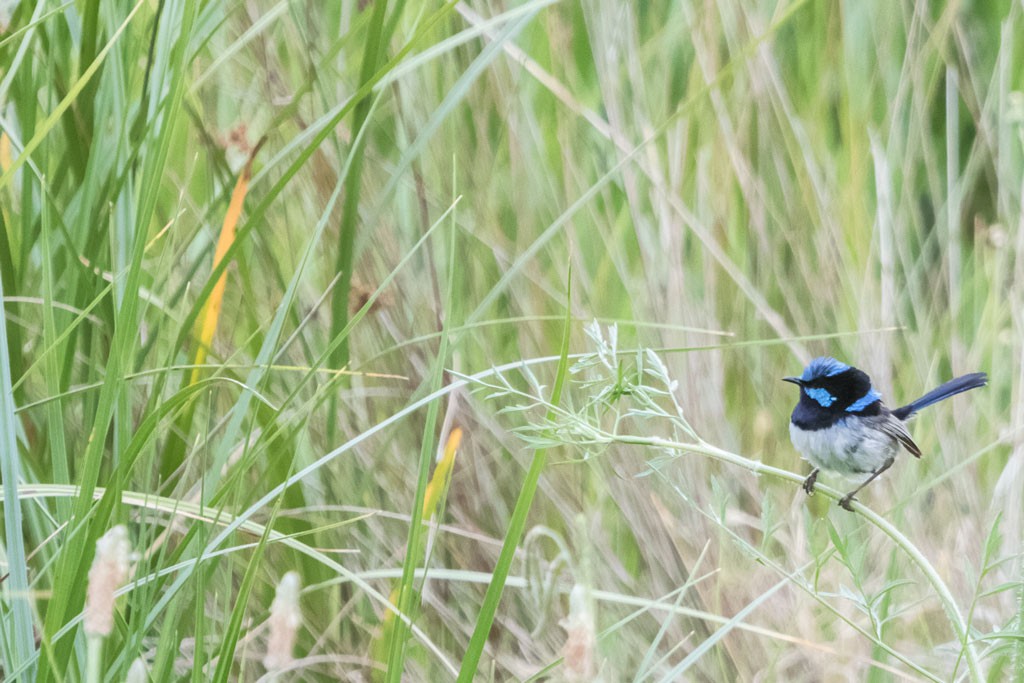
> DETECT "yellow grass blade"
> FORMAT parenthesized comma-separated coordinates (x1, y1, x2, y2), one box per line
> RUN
(0, 132, 11, 171)
(190, 139, 265, 385)
(422, 427, 462, 521)
(370, 428, 462, 680)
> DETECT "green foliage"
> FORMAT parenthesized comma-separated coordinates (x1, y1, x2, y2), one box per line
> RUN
(0, 0, 1017, 680)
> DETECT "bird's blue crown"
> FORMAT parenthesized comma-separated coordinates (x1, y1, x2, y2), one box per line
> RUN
(801, 357, 850, 381)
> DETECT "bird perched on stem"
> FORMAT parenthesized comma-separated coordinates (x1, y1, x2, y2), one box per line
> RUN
(783, 357, 986, 511)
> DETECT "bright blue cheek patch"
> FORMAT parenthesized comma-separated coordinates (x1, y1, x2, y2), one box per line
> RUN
(846, 388, 881, 412)
(805, 387, 836, 407)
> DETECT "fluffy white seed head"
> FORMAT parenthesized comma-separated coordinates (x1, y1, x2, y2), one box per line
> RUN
(84, 525, 132, 637)
(125, 657, 149, 683)
(560, 583, 597, 681)
(263, 571, 302, 671)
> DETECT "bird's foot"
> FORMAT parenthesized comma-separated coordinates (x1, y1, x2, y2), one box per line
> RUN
(838, 494, 857, 511)
(802, 469, 819, 496)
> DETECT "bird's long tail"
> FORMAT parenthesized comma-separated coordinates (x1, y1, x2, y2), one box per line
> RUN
(892, 372, 988, 421)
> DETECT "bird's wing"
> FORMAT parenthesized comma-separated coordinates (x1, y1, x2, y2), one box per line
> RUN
(880, 416, 922, 458)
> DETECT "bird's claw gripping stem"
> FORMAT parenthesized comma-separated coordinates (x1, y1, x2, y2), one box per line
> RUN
(802, 468, 819, 496)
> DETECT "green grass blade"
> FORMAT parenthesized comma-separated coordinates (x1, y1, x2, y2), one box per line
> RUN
(0, 0, 146, 193)
(384, 172, 460, 681)
(457, 268, 573, 681)
(39, 3, 200, 677)
(0, 259, 36, 680)
(210, 500, 281, 683)
(326, 0, 402, 443)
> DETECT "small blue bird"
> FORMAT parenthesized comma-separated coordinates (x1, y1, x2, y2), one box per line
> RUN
(784, 357, 987, 510)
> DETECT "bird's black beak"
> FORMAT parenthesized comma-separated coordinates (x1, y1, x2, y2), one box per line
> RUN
(781, 376, 803, 386)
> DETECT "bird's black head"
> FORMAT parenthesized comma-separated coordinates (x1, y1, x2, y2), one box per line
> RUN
(782, 357, 882, 415)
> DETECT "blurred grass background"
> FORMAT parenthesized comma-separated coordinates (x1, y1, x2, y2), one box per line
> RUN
(0, 0, 1020, 680)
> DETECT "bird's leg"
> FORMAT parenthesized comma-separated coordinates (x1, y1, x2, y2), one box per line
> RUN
(802, 468, 820, 495)
(838, 456, 896, 511)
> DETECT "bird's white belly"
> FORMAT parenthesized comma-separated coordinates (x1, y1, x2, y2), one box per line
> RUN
(789, 418, 898, 475)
